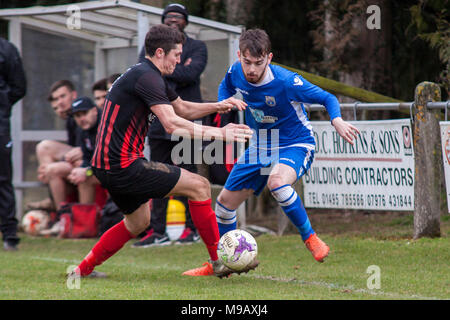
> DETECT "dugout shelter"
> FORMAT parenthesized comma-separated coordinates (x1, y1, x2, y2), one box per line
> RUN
(0, 0, 244, 219)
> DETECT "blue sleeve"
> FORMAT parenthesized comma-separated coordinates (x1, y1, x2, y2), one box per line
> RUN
(218, 66, 236, 101)
(287, 74, 341, 121)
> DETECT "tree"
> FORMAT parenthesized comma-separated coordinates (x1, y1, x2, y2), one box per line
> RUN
(408, 0, 449, 98)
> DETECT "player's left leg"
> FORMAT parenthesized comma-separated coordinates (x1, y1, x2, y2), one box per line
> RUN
(267, 149, 329, 263)
(215, 188, 254, 237)
(267, 163, 315, 240)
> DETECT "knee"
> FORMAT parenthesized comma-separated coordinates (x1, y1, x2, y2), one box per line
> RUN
(44, 163, 58, 178)
(216, 192, 225, 205)
(217, 190, 233, 208)
(267, 174, 285, 191)
(191, 175, 211, 201)
(45, 162, 69, 179)
(125, 214, 150, 236)
(36, 140, 53, 157)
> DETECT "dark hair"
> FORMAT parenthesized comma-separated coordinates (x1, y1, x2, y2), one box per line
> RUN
(144, 24, 185, 57)
(92, 78, 108, 92)
(48, 80, 75, 101)
(239, 29, 272, 57)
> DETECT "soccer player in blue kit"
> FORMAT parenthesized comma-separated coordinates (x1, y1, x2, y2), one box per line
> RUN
(183, 29, 359, 276)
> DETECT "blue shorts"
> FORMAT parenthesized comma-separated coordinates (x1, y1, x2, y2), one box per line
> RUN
(224, 146, 314, 196)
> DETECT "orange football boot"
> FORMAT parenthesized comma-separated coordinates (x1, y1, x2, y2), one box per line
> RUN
(304, 233, 330, 262)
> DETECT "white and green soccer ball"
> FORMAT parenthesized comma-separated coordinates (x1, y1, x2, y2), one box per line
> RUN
(217, 229, 258, 271)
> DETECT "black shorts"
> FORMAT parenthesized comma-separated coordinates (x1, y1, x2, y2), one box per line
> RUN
(93, 158, 181, 214)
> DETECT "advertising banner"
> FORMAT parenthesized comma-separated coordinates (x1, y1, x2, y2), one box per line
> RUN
(303, 119, 414, 211)
(440, 121, 450, 213)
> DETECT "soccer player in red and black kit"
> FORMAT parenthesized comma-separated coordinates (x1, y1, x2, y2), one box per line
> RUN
(70, 24, 255, 278)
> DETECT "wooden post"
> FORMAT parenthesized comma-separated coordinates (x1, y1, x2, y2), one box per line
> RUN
(412, 81, 442, 239)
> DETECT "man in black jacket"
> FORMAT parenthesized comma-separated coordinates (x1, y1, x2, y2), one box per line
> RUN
(0, 37, 26, 251)
(66, 97, 101, 204)
(133, 3, 208, 247)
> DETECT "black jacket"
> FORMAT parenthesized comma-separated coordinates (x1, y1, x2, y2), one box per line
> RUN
(66, 115, 82, 148)
(80, 108, 101, 167)
(138, 33, 207, 140)
(0, 37, 26, 135)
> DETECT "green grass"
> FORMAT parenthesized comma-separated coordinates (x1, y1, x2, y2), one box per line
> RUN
(1, 225, 449, 300)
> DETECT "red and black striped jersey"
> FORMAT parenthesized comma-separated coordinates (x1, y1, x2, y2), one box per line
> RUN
(92, 59, 178, 170)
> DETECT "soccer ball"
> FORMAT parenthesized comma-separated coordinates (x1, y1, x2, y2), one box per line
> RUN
(217, 229, 258, 271)
(22, 210, 49, 236)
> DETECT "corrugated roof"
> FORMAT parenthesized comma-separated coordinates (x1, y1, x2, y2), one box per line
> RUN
(0, 0, 243, 42)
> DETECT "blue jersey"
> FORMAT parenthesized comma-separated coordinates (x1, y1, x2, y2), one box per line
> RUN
(218, 63, 341, 149)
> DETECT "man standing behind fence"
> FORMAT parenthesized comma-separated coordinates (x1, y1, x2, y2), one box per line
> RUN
(0, 37, 26, 251)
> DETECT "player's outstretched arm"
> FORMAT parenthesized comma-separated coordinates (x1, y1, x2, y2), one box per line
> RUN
(151, 103, 252, 143)
(171, 97, 247, 120)
(331, 117, 360, 145)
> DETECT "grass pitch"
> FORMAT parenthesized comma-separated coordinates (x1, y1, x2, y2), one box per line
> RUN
(1, 212, 449, 300)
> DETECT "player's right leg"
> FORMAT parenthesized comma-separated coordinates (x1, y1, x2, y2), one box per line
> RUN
(215, 188, 253, 237)
(213, 150, 269, 237)
(169, 169, 255, 277)
(168, 169, 226, 275)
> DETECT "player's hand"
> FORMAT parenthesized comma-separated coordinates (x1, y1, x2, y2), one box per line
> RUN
(222, 123, 253, 143)
(64, 147, 83, 164)
(67, 167, 87, 185)
(216, 97, 247, 114)
(331, 117, 360, 145)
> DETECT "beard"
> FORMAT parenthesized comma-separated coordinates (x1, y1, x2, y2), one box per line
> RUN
(242, 59, 270, 84)
(244, 72, 265, 84)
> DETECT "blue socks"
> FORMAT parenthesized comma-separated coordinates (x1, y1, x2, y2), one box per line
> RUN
(215, 185, 314, 241)
(215, 200, 237, 237)
(270, 184, 314, 241)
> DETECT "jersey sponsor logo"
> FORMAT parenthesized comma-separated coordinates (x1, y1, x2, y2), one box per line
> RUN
(265, 96, 276, 107)
(293, 76, 303, 86)
(236, 88, 249, 96)
(249, 107, 278, 123)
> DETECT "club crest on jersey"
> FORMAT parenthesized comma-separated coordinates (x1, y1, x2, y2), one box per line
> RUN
(265, 96, 276, 107)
